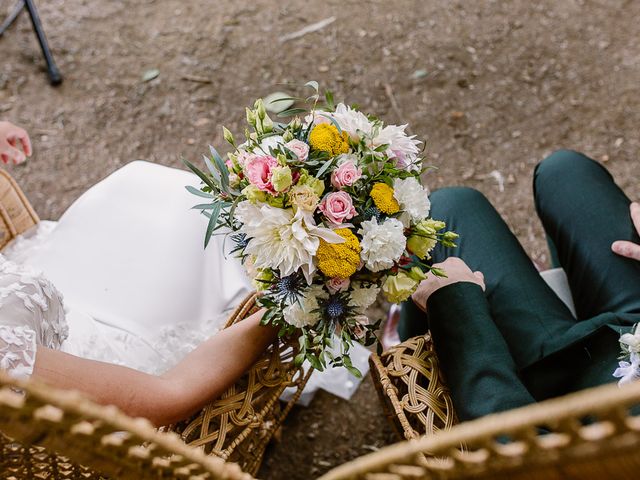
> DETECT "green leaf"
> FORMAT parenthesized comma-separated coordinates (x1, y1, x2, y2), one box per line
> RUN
(317, 113, 342, 133)
(307, 354, 324, 371)
(324, 90, 335, 110)
(345, 365, 363, 378)
(183, 159, 216, 190)
(305, 80, 319, 92)
(315, 158, 335, 178)
(204, 202, 222, 248)
(185, 185, 213, 198)
(209, 146, 230, 192)
(191, 203, 218, 210)
(276, 108, 309, 118)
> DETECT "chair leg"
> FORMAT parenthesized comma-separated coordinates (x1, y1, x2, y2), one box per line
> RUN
(23, 0, 63, 86)
(0, 0, 24, 36)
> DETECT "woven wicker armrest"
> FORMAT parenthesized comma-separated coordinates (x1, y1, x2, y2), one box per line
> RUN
(0, 169, 39, 249)
(168, 292, 313, 476)
(370, 333, 457, 441)
(0, 370, 255, 480)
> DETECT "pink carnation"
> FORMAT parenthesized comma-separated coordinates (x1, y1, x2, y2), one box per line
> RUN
(331, 159, 362, 189)
(285, 139, 309, 161)
(244, 154, 279, 193)
(319, 191, 357, 224)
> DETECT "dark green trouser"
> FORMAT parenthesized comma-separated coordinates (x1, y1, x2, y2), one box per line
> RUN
(399, 150, 640, 421)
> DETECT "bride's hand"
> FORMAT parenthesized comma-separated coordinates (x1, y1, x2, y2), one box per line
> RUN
(0, 121, 32, 165)
(411, 257, 485, 312)
(611, 202, 640, 261)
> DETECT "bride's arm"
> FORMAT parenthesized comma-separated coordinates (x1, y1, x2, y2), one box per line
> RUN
(33, 309, 277, 426)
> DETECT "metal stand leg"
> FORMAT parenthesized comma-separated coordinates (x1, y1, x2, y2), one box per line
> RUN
(24, 0, 62, 85)
(0, 0, 63, 86)
(0, 1, 24, 36)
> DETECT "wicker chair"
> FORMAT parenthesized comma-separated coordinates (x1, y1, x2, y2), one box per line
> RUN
(0, 168, 310, 478)
(319, 380, 640, 480)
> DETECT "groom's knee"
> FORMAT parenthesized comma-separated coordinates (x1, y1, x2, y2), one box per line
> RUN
(431, 186, 491, 217)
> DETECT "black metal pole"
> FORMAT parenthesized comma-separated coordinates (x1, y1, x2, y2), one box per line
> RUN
(23, 0, 62, 86)
(0, 0, 24, 36)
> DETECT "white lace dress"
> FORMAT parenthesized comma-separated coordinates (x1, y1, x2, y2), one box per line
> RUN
(0, 161, 252, 378)
(0, 254, 68, 378)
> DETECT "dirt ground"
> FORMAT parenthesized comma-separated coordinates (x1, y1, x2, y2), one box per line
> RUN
(1, 0, 639, 478)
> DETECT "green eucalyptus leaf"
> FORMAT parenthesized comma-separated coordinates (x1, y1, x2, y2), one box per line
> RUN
(204, 202, 222, 248)
(185, 185, 213, 198)
(184, 159, 216, 190)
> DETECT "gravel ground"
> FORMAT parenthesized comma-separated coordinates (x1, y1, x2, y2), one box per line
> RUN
(1, 0, 639, 478)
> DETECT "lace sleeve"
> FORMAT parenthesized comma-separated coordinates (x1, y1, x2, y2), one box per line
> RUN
(0, 254, 68, 379)
(0, 325, 37, 379)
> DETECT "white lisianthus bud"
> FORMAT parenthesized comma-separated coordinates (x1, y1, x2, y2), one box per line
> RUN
(246, 108, 256, 126)
(222, 126, 235, 145)
(255, 99, 266, 120)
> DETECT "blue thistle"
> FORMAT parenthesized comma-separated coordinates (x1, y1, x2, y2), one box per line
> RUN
(364, 206, 382, 222)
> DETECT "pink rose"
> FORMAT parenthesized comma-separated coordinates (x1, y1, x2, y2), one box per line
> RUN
(244, 154, 279, 193)
(285, 139, 309, 161)
(319, 191, 357, 224)
(331, 159, 362, 189)
(326, 277, 350, 293)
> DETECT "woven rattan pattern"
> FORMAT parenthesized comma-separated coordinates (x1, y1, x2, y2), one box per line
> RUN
(168, 293, 312, 476)
(370, 333, 457, 441)
(320, 380, 640, 480)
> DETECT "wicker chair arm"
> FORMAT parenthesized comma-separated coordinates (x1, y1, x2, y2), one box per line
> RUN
(370, 333, 457, 441)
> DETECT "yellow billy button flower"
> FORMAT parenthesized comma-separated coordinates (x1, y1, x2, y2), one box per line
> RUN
(316, 228, 361, 278)
(308, 123, 350, 156)
(370, 183, 400, 214)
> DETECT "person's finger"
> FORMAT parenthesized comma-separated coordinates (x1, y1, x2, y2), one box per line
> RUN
(6, 145, 25, 164)
(473, 271, 486, 290)
(630, 202, 640, 237)
(612, 240, 640, 261)
(14, 127, 32, 156)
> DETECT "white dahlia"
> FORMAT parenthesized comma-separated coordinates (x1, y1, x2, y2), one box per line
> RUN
(358, 218, 407, 272)
(393, 177, 431, 226)
(283, 285, 328, 328)
(328, 103, 374, 142)
(374, 124, 422, 170)
(235, 201, 343, 282)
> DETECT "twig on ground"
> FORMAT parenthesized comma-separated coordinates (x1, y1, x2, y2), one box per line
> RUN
(180, 74, 212, 84)
(279, 17, 336, 43)
(384, 83, 406, 125)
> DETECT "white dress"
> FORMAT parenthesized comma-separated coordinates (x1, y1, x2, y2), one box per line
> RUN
(1, 161, 252, 378)
(0, 161, 368, 402)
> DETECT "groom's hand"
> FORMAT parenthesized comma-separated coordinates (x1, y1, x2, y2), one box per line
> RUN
(611, 202, 640, 262)
(411, 257, 485, 312)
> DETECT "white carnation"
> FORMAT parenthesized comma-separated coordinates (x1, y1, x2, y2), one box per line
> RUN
(358, 218, 407, 272)
(256, 135, 284, 155)
(235, 201, 343, 283)
(393, 177, 431, 226)
(283, 285, 327, 328)
(349, 283, 381, 311)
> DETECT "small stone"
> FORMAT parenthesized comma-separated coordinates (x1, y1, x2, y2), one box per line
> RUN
(450, 110, 465, 120)
(601, 154, 610, 163)
(186, 138, 195, 145)
(194, 118, 211, 127)
(318, 65, 329, 73)
(614, 137, 624, 148)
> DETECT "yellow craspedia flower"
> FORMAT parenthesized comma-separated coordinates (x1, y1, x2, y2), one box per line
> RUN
(316, 228, 361, 278)
(370, 183, 400, 214)
(308, 123, 350, 156)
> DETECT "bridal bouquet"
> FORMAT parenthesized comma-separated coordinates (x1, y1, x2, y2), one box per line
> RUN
(186, 82, 457, 375)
